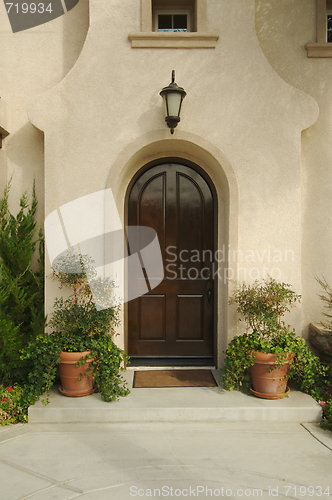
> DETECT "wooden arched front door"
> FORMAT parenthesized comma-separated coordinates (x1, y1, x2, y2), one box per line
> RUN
(127, 161, 216, 364)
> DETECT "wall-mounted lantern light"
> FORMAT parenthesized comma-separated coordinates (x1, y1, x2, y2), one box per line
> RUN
(160, 70, 186, 134)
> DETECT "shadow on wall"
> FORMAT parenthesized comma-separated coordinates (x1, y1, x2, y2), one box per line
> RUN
(62, 0, 90, 78)
(4, 122, 44, 219)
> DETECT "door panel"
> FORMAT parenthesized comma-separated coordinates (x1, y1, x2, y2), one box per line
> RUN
(177, 295, 204, 340)
(140, 295, 166, 340)
(139, 173, 166, 259)
(128, 163, 215, 359)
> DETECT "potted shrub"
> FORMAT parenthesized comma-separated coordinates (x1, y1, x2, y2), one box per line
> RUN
(223, 278, 328, 400)
(22, 252, 130, 403)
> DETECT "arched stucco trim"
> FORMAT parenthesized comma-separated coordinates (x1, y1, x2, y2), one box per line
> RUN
(106, 130, 239, 367)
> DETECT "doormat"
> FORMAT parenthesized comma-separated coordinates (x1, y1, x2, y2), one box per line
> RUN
(133, 369, 217, 388)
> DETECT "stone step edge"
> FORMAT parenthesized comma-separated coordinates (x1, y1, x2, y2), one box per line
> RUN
(28, 406, 322, 424)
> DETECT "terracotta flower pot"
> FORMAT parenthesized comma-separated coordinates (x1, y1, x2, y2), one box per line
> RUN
(58, 351, 95, 397)
(250, 351, 293, 399)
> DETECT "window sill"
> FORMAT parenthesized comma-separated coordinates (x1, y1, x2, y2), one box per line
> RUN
(305, 42, 332, 58)
(128, 32, 219, 49)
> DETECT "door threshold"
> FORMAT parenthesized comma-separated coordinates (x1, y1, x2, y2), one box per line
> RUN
(128, 357, 215, 368)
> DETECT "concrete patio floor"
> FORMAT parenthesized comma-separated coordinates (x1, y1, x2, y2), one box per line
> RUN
(1, 368, 331, 500)
(1, 420, 331, 500)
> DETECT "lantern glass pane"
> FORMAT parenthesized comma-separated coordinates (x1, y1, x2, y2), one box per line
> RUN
(162, 94, 168, 117)
(167, 92, 182, 117)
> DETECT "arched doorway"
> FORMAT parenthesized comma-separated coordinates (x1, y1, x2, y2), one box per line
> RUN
(127, 159, 217, 366)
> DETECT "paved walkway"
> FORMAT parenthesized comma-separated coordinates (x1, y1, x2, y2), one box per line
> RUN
(1, 421, 331, 500)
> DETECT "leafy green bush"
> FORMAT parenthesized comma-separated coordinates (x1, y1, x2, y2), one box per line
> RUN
(316, 277, 332, 331)
(0, 180, 44, 386)
(229, 278, 300, 336)
(320, 399, 332, 431)
(0, 384, 24, 425)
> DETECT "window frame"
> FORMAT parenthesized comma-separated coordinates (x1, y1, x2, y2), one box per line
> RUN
(327, 10, 332, 42)
(155, 10, 191, 32)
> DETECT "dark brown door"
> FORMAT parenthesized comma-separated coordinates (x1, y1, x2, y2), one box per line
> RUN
(128, 162, 215, 360)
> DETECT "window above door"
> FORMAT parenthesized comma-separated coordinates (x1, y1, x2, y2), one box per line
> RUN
(128, 0, 219, 49)
(156, 12, 190, 32)
(153, 0, 195, 31)
(327, 9, 332, 42)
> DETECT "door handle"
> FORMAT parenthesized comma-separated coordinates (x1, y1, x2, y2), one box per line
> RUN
(207, 282, 212, 308)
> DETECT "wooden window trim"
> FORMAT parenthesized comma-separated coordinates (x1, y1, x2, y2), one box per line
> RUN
(306, 0, 332, 57)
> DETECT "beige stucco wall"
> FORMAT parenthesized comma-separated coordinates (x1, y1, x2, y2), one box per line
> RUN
(25, 0, 320, 365)
(2, 0, 331, 364)
(255, 0, 332, 337)
(0, 0, 89, 224)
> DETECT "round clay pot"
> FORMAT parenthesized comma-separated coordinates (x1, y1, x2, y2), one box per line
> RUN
(58, 351, 95, 397)
(250, 351, 293, 399)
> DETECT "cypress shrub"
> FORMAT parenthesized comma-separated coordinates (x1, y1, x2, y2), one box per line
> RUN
(0, 180, 45, 385)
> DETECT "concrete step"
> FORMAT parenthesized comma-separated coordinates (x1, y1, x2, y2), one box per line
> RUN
(28, 369, 322, 424)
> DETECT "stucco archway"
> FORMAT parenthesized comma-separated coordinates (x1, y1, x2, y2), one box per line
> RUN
(106, 131, 239, 367)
